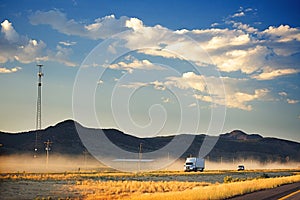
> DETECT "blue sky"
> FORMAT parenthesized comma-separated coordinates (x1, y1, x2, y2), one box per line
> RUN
(0, 0, 299, 141)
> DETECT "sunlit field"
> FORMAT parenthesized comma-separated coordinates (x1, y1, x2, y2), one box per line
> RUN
(1, 155, 300, 199)
(128, 174, 300, 200)
(73, 180, 210, 200)
(1, 169, 299, 199)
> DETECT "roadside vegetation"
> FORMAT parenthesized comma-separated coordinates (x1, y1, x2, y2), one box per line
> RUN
(128, 174, 300, 200)
(1, 169, 297, 181)
(72, 180, 210, 200)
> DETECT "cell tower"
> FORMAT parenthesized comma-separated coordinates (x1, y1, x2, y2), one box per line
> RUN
(34, 64, 44, 156)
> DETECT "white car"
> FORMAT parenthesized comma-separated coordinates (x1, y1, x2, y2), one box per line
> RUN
(237, 165, 245, 171)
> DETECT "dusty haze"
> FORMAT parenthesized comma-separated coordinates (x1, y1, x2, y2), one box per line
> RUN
(0, 154, 104, 173)
(0, 154, 299, 173)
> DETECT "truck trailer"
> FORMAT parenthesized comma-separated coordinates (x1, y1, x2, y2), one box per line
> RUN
(184, 157, 205, 172)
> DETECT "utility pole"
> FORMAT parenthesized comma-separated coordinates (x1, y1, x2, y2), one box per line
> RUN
(138, 143, 143, 172)
(34, 64, 44, 157)
(139, 143, 143, 160)
(44, 139, 52, 169)
(166, 152, 170, 171)
(83, 149, 88, 170)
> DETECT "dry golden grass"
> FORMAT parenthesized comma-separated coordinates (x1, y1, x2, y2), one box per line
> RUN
(2, 170, 300, 200)
(0, 171, 142, 181)
(128, 174, 300, 200)
(2, 168, 297, 181)
(70, 180, 210, 200)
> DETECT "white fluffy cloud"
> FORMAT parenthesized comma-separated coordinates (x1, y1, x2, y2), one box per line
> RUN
(166, 72, 207, 92)
(161, 97, 170, 103)
(166, 72, 269, 111)
(117, 18, 298, 77)
(232, 11, 245, 18)
(59, 41, 76, 46)
(1, 19, 19, 42)
(278, 91, 288, 97)
(120, 21, 215, 66)
(213, 46, 269, 74)
(231, 21, 258, 33)
(29, 11, 129, 40)
(204, 31, 251, 50)
(97, 80, 104, 85)
(137, 49, 179, 59)
(0, 19, 47, 64)
(120, 80, 166, 91)
(188, 103, 197, 107)
(262, 25, 300, 42)
(26, 10, 300, 79)
(118, 17, 299, 78)
(0, 66, 21, 73)
(108, 59, 163, 73)
(260, 25, 300, 56)
(252, 67, 299, 80)
(2, 10, 296, 111)
(224, 88, 269, 111)
(119, 70, 270, 111)
(125, 17, 144, 31)
(49, 45, 77, 67)
(14, 39, 47, 63)
(277, 92, 299, 105)
(0, 19, 76, 66)
(287, 99, 299, 104)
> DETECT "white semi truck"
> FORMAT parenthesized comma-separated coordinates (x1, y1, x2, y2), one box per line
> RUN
(184, 157, 205, 172)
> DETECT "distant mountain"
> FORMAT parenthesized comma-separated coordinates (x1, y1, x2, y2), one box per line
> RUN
(220, 130, 263, 140)
(0, 120, 299, 163)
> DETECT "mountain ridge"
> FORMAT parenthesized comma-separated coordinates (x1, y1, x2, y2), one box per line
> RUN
(0, 119, 299, 163)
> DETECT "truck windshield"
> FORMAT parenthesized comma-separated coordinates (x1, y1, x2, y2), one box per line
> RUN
(185, 162, 193, 165)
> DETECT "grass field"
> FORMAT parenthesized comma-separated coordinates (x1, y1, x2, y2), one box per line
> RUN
(1, 168, 298, 181)
(72, 180, 211, 200)
(127, 174, 300, 200)
(1, 170, 299, 199)
(72, 173, 300, 200)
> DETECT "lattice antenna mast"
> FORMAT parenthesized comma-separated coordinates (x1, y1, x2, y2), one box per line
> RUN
(34, 64, 44, 154)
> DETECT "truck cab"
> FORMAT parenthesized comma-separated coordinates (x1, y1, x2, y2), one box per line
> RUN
(184, 157, 205, 172)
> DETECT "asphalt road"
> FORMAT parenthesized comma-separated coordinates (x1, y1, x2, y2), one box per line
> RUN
(228, 182, 300, 200)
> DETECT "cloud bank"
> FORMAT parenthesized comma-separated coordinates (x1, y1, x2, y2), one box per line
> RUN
(1, 8, 299, 110)
(7, 10, 297, 80)
(0, 19, 76, 66)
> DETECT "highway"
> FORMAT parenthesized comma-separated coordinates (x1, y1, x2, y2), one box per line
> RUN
(228, 182, 300, 200)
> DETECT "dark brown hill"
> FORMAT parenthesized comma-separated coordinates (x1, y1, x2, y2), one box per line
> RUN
(0, 120, 299, 163)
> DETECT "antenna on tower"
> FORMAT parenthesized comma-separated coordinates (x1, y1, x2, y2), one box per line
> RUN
(34, 64, 44, 157)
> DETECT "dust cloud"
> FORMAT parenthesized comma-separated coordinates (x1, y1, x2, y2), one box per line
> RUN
(0, 154, 104, 173)
(0, 155, 299, 173)
(167, 158, 300, 171)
